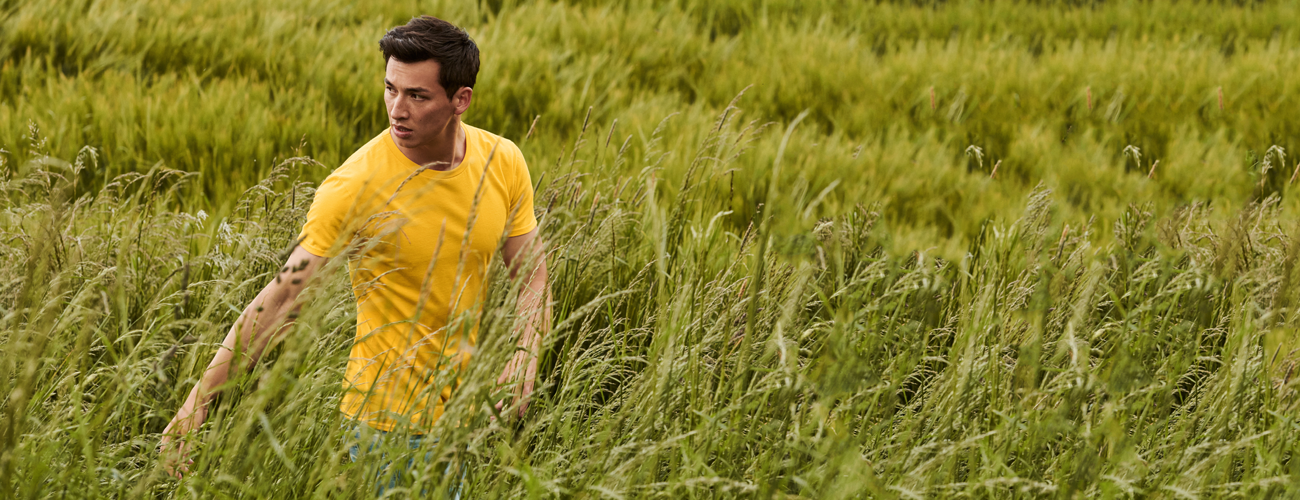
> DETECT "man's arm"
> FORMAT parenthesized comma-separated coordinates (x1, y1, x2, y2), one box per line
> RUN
(158, 245, 327, 477)
(497, 228, 551, 418)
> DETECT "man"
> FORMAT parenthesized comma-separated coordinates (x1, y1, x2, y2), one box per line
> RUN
(159, 15, 550, 483)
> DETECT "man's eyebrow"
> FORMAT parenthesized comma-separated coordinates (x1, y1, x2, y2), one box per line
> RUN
(383, 79, 431, 94)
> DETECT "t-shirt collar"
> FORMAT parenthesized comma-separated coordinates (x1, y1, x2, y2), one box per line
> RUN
(384, 122, 475, 180)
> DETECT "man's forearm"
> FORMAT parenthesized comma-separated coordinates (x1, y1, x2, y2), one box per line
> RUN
(496, 230, 549, 416)
(510, 259, 550, 392)
(515, 260, 551, 352)
(174, 282, 301, 425)
(160, 247, 325, 478)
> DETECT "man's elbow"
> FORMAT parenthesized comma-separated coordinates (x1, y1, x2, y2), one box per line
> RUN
(533, 260, 549, 285)
(271, 286, 300, 319)
(259, 275, 305, 319)
(513, 259, 547, 288)
(261, 248, 325, 321)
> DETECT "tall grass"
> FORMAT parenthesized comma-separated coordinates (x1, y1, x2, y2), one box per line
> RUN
(4, 100, 1299, 497)
(3, 0, 1300, 498)
(4, 0, 1300, 254)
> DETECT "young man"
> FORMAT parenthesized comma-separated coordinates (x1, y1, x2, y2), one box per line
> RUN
(159, 15, 550, 479)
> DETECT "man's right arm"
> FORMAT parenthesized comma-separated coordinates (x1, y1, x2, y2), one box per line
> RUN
(158, 245, 327, 477)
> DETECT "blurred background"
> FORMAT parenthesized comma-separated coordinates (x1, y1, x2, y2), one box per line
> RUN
(4, 0, 1297, 256)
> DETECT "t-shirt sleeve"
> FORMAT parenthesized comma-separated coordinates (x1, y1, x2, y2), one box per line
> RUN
(298, 171, 357, 258)
(507, 146, 538, 237)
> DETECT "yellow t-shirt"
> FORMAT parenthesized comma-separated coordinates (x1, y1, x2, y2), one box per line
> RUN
(298, 123, 537, 432)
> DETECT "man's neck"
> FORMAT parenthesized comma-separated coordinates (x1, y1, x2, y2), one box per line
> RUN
(395, 120, 465, 171)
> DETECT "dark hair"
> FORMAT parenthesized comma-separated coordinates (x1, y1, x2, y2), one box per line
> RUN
(379, 16, 479, 99)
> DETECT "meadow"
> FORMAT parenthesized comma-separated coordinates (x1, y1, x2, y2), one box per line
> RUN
(2, 0, 1299, 497)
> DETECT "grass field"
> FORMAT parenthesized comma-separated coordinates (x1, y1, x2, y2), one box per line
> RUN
(2, 0, 1299, 498)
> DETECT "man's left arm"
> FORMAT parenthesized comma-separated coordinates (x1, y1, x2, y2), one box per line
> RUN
(498, 227, 550, 418)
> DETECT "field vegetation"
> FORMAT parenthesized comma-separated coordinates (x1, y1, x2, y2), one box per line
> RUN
(2, 0, 1299, 497)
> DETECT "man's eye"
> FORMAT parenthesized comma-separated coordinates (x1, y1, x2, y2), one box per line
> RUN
(411, 94, 424, 100)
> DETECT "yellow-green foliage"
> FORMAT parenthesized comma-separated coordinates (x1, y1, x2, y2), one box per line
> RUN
(1, 1, 1299, 498)
(4, 0, 1299, 254)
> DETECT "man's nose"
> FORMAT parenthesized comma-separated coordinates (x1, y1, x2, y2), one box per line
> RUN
(388, 96, 409, 120)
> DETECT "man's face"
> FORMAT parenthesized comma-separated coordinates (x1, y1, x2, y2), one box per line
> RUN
(384, 58, 470, 154)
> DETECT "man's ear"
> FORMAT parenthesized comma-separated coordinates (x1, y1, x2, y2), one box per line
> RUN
(453, 87, 473, 116)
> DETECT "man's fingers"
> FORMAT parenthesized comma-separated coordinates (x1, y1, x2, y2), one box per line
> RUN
(493, 350, 538, 420)
(159, 434, 193, 479)
(489, 397, 508, 423)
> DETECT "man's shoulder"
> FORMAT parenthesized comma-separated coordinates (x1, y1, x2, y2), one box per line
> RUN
(332, 130, 395, 178)
(311, 130, 400, 207)
(464, 123, 525, 163)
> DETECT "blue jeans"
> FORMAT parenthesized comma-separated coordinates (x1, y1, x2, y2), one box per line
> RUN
(347, 425, 464, 498)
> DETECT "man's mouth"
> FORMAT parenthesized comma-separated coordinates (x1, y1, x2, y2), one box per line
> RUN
(392, 124, 414, 139)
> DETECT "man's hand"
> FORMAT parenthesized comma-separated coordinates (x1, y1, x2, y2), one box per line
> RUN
(156, 245, 326, 477)
(159, 387, 208, 478)
(494, 350, 538, 418)
(496, 228, 550, 419)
